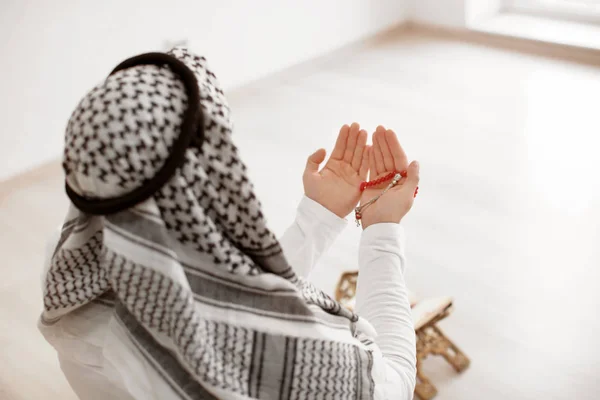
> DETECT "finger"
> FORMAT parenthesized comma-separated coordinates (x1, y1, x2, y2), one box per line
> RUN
(376, 126, 395, 172)
(304, 148, 327, 175)
(372, 129, 386, 175)
(384, 129, 409, 172)
(343, 122, 360, 163)
(404, 160, 420, 189)
(351, 129, 368, 171)
(359, 145, 371, 180)
(330, 125, 349, 160)
(369, 141, 379, 179)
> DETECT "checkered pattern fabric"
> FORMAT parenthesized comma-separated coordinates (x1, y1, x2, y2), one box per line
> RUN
(41, 48, 375, 399)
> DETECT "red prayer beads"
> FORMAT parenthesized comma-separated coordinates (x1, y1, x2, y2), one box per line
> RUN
(360, 170, 407, 191)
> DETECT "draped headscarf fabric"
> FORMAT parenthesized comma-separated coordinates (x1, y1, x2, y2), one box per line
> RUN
(41, 48, 375, 399)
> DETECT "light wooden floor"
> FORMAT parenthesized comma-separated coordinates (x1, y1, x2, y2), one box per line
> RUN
(2, 29, 600, 400)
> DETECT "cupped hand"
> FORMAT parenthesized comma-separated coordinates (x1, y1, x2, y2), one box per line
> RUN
(303, 123, 370, 218)
(359, 126, 419, 229)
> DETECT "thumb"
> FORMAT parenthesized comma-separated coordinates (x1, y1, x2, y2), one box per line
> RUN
(405, 160, 420, 189)
(305, 148, 326, 174)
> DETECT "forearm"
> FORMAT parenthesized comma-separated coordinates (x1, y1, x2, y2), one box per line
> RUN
(355, 223, 417, 396)
(279, 196, 347, 278)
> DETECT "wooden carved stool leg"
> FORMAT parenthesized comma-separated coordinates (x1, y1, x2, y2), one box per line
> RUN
(415, 332, 438, 400)
(415, 360, 438, 399)
(430, 325, 470, 373)
(335, 271, 358, 310)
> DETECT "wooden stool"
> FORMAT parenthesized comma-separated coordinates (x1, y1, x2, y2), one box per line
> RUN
(335, 271, 470, 400)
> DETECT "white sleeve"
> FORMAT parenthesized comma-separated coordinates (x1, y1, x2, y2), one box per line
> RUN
(355, 223, 417, 399)
(279, 196, 347, 278)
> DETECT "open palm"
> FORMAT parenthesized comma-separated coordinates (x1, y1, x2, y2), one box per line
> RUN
(303, 123, 370, 218)
(359, 125, 419, 229)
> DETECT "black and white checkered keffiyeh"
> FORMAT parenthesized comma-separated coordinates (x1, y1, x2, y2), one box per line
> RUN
(41, 48, 375, 399)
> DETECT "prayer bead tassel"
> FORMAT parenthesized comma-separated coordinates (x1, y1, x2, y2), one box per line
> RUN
(355, 173, 402, 227)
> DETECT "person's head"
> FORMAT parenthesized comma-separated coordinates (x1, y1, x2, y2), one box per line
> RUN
(61, 49, 281, 272)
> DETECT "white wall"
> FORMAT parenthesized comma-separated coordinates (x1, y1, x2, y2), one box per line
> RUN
(411, 0, 468, 28)
(409, 0, 503, 28)
(0, 0, 407, 181)
(467, 0, 503, 25)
